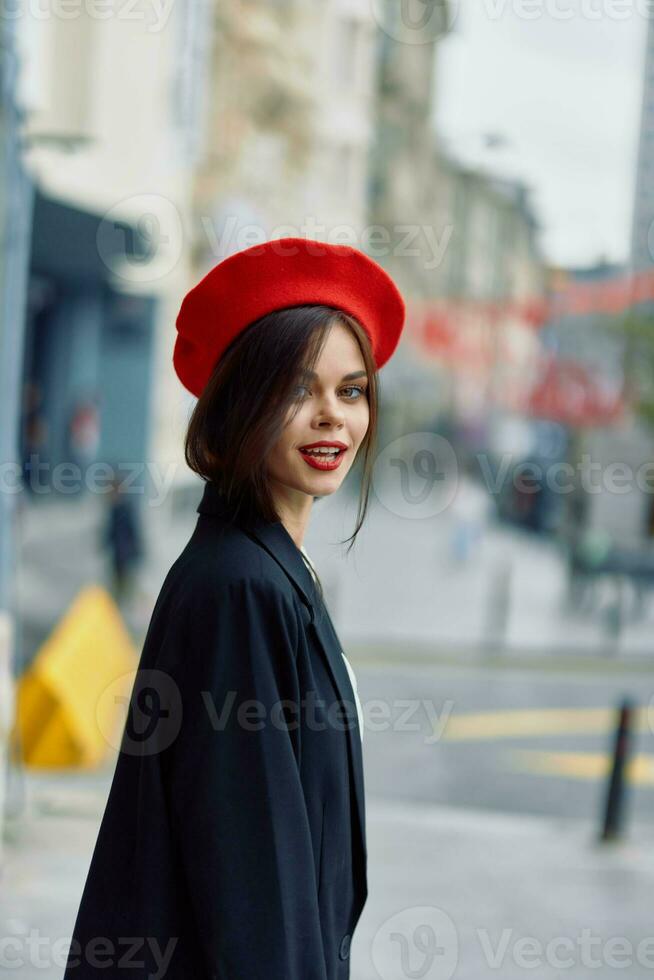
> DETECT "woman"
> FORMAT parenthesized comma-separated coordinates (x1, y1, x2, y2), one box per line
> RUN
(63, 237, 405, 980)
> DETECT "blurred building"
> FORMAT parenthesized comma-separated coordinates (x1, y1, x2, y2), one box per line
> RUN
(433, 162, 543, 306)
(612, 9, 654, 544)
(192, 0, 377, 243)
(540, 262, 654, 547)
(366, 0, 457, 440)
(368, 0, 448, 300)
(367, 1, 546, 445)
(0, 10, 34, 868)
(427, 160, 545, 419)
(14, 0, 212, 497)
(540, 261, 627, 371)
(630, 7, 654, 275)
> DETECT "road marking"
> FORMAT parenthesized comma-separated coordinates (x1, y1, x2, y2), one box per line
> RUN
(506, 750, 654, 786)
(440, 707, 653, 741)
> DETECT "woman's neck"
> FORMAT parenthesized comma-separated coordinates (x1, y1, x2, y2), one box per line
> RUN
(270, 485, 314, 550)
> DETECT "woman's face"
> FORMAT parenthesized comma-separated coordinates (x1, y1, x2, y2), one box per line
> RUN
(266, 321, 370, 502)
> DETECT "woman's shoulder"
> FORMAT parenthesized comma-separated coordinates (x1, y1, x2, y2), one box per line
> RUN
(150, 520, 307, 675)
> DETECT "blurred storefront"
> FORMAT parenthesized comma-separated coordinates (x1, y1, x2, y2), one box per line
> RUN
(21, 191, 157, 496)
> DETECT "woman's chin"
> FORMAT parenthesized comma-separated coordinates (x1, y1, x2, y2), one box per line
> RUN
(307, 466, 347, 489)
(269, 469, 344, 500)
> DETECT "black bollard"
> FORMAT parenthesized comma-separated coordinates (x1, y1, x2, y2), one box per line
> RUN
(600, 698, 634, 842)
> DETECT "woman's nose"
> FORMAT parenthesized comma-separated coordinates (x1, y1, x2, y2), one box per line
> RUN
(314, 392, 346, 423)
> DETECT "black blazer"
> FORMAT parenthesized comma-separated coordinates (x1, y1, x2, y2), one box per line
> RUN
(63, 479, 367, 980)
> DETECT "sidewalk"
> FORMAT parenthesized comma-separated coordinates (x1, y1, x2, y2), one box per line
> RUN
(2, 765, 654, 980)
(14, 486, 654, 679)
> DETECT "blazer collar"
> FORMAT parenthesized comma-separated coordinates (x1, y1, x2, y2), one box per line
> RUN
(196, 479, 318, 623)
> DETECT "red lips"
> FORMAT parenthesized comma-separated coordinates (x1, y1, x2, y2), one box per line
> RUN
(298, 442, 348, 471)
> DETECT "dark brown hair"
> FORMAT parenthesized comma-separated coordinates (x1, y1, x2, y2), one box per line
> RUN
(184, 305, 379, 596)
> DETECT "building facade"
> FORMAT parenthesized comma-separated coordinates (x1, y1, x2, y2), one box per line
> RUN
(630, 8, 654, 274)
(15, 0, 212, 499)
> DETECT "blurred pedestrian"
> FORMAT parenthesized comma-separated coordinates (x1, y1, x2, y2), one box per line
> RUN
(20, 380, 48, 493)
(449, 459, 491, 563)
(101, 476, 143, 605)
(67, 393, 101, 473)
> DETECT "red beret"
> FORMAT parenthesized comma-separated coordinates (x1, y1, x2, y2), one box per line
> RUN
(173, 237, 406, 398)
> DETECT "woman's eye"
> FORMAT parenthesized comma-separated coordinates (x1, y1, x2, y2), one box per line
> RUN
(341, 385, 367, 400)
(293, 384, 367, 401)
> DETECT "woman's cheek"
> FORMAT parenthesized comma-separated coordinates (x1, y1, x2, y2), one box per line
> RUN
(355, 403, 370, 440)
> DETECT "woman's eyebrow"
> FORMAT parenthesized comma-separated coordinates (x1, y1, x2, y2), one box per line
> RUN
(300, 369, 368, 382)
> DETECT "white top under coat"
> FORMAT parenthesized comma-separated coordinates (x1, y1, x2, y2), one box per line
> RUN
(299, 546, 364, 743)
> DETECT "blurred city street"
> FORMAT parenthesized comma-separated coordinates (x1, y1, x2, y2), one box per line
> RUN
(4, 1, 654, 977)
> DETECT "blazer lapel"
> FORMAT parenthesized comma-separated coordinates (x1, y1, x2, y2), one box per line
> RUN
(308, 602, 368, 874)
(196, 480, 368, 872)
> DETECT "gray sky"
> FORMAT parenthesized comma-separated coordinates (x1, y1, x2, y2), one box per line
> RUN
(434, 0, 646, 267)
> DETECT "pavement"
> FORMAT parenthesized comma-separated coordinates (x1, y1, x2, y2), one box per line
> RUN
(13, 480, 654, 677)
(3, 762, 654, 980)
